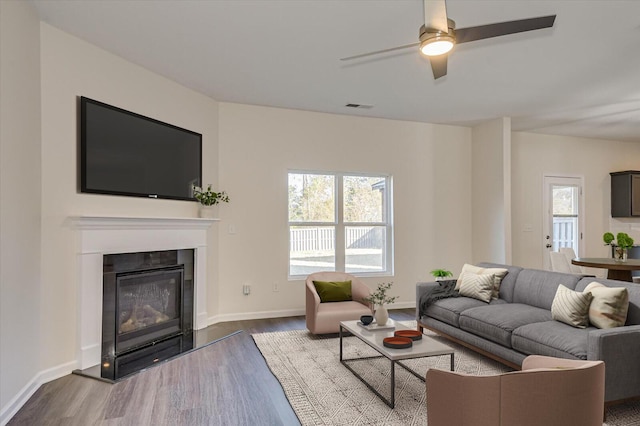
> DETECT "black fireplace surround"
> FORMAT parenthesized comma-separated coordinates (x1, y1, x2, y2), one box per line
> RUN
(101, 249, 194, 380)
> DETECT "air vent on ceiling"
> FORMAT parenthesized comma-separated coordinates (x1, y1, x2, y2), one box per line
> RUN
(345, 103, 373, 109)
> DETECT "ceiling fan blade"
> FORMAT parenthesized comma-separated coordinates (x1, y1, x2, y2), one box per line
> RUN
(429, 55, 448, 79)
(456, 15, 556, 44)
(340, 42, 420, 61)
(424, 0, 449, 32)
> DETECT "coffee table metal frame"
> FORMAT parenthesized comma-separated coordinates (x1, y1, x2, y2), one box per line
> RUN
(339, 320, 454, 408)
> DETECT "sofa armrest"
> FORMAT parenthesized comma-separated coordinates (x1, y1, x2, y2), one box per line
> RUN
(416, 281, 442, 321)
(416, 281, 439, 315)
(588, 324, 640, 401)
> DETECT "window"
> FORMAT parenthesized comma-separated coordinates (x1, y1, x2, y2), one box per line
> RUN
(288, 171, 393, 278)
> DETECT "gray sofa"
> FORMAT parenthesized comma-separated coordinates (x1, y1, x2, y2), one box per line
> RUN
(416, 262, 640, 403)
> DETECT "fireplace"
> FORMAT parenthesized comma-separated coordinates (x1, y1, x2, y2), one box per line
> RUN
(68, 215, 216, 380)
(101, 249, 195, 380)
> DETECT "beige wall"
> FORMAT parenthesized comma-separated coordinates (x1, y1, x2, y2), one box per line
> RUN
(471, 118, 512, 264)
(511, 132, 640, 269)
(0, 0, 42, 418)
(38, 24, 220, 371)
(217, 103, 473, 318)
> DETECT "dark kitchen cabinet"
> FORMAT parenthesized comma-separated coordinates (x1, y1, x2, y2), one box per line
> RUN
(611, 171, 640, 217)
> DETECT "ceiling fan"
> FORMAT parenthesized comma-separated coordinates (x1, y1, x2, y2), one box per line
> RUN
(341, 0, 556, 79)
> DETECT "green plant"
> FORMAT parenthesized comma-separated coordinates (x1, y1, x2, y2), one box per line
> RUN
(193, 184, 230, 206)
(430, 269, 453, 279)
(603, 232, 635, 249)
(363, 282, 398, 307)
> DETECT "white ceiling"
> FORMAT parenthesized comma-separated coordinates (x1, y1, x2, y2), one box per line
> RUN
(31, 0, 640, 142)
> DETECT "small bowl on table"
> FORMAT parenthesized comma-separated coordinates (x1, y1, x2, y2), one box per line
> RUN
(360, 315, 374, 325)
(394, 330, 423, 341)
(383, 336, 413, 349)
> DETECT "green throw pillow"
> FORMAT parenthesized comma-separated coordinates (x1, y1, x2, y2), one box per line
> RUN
(313, 280, 352, 303)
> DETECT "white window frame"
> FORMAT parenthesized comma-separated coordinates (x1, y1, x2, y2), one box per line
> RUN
(288, 170, 394, 279)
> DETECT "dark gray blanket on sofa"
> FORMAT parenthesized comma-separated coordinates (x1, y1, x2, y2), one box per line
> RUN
(418, 279, 459, 318)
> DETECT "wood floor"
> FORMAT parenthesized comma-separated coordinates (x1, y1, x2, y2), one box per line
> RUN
(8, 309, 415, 426)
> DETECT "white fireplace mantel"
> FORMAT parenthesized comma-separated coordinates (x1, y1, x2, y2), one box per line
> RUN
(68, 215, 218, 369)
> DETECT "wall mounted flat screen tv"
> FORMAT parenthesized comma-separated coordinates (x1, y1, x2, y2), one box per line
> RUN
(80, 96, 202, 201)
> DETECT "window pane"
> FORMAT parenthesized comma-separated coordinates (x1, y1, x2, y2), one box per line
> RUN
(345, 226, 385, 274)
(343, 176, 385, 223)
(552, 184, 579, 251)
(552, 185, 578, 215)
(288, 173, 335, 222)
(289, 226, 335, 276)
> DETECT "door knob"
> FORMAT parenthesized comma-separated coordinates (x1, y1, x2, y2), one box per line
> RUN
(546, 244, 552, 248)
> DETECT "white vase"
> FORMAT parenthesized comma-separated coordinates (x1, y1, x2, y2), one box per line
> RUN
(198, 205, 216, 218)
(374, 305, 388, 326)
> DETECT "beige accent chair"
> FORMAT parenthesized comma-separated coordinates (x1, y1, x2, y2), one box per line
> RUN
(305, 272, 371, 334)
(426, 355, 605, 426)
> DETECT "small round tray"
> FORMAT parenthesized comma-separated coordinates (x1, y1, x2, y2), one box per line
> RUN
(394, 330, 423, 341)
(383, 337, 413, 349)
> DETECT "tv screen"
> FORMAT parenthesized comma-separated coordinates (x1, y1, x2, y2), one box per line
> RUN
(80, 96, 202, 201)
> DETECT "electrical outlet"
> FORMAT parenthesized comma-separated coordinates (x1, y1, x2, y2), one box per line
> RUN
(273, 282, 279, 292)
(243, 284, 251, 295)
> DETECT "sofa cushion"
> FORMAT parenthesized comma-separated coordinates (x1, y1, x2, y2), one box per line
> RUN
(458, 272, 495, 302)
(459, 303, 552, 348)
(584, 282, 629, 329)
(424, 297, 507, 328)
(551, 284, 593, 329)
(512, 269, 585, 310)
(313, 280, 352, 302)
(477, 262, 523, 303)
(456, 264, 508, 299)
(512, 321, 593, 360)
(576, 277, 640, 326)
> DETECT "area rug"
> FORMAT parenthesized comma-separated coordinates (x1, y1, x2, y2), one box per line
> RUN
(252, 321, 640, 426)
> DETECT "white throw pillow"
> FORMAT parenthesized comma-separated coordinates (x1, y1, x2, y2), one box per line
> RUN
(457, 272, 495, 303)
(584, 281, 629, 329)
(456, 264, 508, 299)
(551, 284, 593, 329)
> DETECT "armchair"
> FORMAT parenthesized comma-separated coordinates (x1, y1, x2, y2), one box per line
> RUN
(426, 355, 605, 426)
(305, 272, 371, 334)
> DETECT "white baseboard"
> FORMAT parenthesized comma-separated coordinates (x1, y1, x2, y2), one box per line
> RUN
(389, 301, 417, 310)
(0, 360, 77, 426)
(208, 308, 306, 325)
(207, 302, 417, 326)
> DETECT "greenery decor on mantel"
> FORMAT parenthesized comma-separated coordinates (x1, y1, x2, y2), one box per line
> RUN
(193, 184, 229, 218)
(603, 232, 635, 262)
(363, 282, 398, 326)
(430, 269, 453, 281)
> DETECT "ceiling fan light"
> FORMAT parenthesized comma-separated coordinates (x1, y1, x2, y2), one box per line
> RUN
(420, 36, 455, 56)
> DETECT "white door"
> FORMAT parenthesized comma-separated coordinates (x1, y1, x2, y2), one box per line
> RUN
(543, 176, 584, 270)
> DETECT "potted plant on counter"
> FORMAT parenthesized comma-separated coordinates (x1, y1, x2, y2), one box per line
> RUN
(193, 184, 230, 218)
(363, 282, 398, 326)
(603, 232, 635, 262)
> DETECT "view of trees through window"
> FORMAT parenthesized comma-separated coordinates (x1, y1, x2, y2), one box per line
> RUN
(343, 176, 384, 222)
(288, 172, 392, 277)
(288, 174, 334, 222)
(553, 185, 578, 215)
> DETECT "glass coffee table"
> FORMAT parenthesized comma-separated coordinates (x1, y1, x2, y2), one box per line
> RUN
(339, 319, 454, 408)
